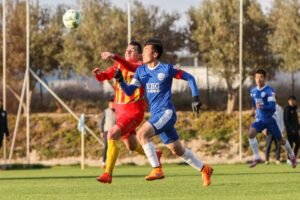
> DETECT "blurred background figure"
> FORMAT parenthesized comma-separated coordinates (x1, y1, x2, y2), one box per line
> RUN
(284, 96, 299, 164)
(0, 99, 9, 153)
(100, 99, 115, 169)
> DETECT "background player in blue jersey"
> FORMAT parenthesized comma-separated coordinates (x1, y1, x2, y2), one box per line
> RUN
(114, 39, 213, 187)
(248, 69, 297, 168)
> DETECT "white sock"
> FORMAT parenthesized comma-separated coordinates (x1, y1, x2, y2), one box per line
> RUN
(248, 138, 260, 160)
(284, 140, 295, 158)
(181, 148, 204, 171)
(142, 142, 160, 168)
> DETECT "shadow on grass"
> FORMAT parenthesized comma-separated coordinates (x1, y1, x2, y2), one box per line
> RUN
(0, 164, 51, 170)
(0, 174, 145, 181)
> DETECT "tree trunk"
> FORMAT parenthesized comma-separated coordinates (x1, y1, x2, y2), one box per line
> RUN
(227, 89, 238, 114)
(206, 65, 210, 109)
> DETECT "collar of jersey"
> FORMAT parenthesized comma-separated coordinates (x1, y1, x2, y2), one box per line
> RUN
(256, 84, 267, 91)
(147, 62, 160, 70)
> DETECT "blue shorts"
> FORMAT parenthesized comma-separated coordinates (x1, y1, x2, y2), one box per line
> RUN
(148, 109, 179, 144)
(251, 117, 282, 140)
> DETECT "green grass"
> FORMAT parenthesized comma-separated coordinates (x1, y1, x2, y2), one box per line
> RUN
(0, 164, 299, 200)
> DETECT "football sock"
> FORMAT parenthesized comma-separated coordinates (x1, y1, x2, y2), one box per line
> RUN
(134, 143, 146, 155)
(284, 140, 295, 158)
(142, 142, 160, 168)
(181, 148, 204, 171)
(249, 138, 260, 160)
(105, 139, 120, 175)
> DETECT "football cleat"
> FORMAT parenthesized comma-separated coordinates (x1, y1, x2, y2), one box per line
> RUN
(201, 165, 213, 187)
(96, 172, 112, 184)
(248, 159, 263, 168)
(145, 167, 165, 181)
(290, 157, 297, 168)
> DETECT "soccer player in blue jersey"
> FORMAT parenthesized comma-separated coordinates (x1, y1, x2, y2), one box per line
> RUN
(248, 69, 297, 168)
(114, 39, 213, 187)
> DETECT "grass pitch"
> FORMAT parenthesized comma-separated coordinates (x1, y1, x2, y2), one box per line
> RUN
(0, 163, 299, 200)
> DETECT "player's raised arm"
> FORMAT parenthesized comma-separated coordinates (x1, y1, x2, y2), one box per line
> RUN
(101, 52, 139, 72)
(114, 69, 139, 96)
(101, 41, 143, 72)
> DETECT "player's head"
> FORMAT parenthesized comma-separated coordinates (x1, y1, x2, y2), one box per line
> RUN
(143, 39, 163, 64)
(254, 69, 266, 88)
(108, 98, 114, 109)
(125, 41, 142, 62)
(288, 95, 297, 106)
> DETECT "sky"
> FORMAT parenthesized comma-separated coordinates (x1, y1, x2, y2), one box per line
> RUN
(39, 0, 274, 27)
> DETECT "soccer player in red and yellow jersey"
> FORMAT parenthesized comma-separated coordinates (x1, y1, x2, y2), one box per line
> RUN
(92, 41, 161, 184)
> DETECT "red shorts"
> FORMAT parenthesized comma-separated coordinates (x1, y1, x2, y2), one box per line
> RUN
(114, 100, 146, 140)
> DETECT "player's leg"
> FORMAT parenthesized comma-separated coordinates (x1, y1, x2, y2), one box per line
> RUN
(264, 133, 272, 164)
(101, 131, 108, 168)
(123, 132, 163, 166)
(286, 133, 294, 163)
(123, 133, 145, 154)
(294, 133, 299, 157)
(136, 122, 164, 180)
(165, 138, 213, 186)
(118, 107, 148, 155)
(97, 125, 122, 184)
(274, 136, 281, 164)
(267, 118, 296, 168)
(248, 121, 264, 167)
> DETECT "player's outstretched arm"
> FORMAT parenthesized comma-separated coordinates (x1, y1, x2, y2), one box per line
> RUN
(91, 65, 116, 82)
(101, 52, 140, 72)
(114, 69, 138, 96)
(113, 54, 141, 72)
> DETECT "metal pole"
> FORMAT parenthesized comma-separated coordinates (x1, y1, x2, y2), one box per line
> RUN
(2, 0, 7, 165)
(127, 0, 131, 44)
(26, 0, 30, 164)
(8, 70, 28, 161)
(239, 0, 243, 161)
(81, 130, 85, 170)
(29, 69, 103, 145)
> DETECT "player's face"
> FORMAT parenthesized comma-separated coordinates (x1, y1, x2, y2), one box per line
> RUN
(108, 101, 114, 109)
(125, 45, 140, 62)
(255, 73, 265, 88)
(288, 99, 297, 106)
(142, 45, 157, 64)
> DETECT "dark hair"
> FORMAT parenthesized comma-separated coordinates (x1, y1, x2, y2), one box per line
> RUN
(255, 69, 267, 78)
(129, 41, 142, 54)
(288, 95, 297, 100)
(108, 98, 114, 102)
(144, 39, 163, 59)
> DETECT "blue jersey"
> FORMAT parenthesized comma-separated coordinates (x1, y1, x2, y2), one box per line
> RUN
(250, 85, 276, 120)
(120, 62, 199, 115)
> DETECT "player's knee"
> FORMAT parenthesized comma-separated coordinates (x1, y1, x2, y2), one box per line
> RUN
(127, 145, 136, 151)
(174, 148, 184, 157)
(136, 130, 145, 142)
(248, 128, 256, 138)
(107, 127, 121, 140)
